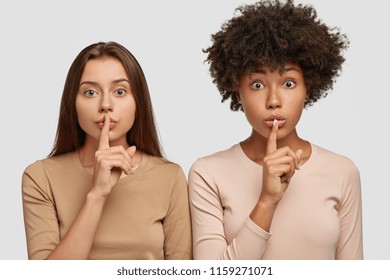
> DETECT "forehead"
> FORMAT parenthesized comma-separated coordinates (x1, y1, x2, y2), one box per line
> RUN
(254, 62, 302, 73)
(240, 62, 304, 83)
(81, 57, 127, 81)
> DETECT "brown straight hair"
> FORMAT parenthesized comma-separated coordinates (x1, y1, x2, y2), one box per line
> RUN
(49, 41, 163, 158)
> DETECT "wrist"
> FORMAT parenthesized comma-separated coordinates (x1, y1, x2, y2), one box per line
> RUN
(86, 189, 108, 204)
(250, 198, 278, 233)
(258, 193, 281, 209)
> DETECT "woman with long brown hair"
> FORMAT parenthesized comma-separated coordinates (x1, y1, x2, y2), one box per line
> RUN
(22, 41, 192, 260)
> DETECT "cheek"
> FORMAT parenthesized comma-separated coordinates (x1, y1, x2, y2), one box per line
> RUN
(75, 96, 85, 116)
(75, 111, 89, 134)
(124, 105, 136, 128)
(242, 103, 269, 136)
(119, 97, 136, 119)
(75, 99, 92, 130)
(287, 97, 306, 120)
(242, 97, 264, 122)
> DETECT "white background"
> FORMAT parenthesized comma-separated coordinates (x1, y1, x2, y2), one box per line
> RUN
(0, 0, 388, 260)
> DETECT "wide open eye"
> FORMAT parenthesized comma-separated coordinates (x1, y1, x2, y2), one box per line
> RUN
(114, 88, 127, 96)
(284, 80, 296, 89)
(250, 81, 264, 90)
(83, 89, 98, 97)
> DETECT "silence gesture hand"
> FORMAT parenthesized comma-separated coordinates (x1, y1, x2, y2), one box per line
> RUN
(91, 114, 136, 198)
(261, 120, 302, 205)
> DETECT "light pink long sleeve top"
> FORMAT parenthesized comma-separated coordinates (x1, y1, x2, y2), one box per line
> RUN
(188, 143, 363, 260)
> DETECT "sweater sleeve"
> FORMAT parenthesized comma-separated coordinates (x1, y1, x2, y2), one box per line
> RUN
(336, 160, 364, 259)
(21, 161, 60, 260)
(188, 159, 271, 260)
(162, 166, 193, 260)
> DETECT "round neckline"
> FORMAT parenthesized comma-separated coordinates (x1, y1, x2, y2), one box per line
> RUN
(236, 142, 318, 171)
(72, 150, 149, 184)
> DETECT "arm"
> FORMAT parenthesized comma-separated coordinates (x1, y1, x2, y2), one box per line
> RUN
(251, 119, 302, 232)
(23, 115, 135, 259)
(44, 192, 107, 259)
(163, 166, 192, 260)
(22, 162, 106, 260)
(189, 121, 301, 260)
(188, 159, 271, 260)
(336, 160, 363, 259)
(22, 162, 61, 259)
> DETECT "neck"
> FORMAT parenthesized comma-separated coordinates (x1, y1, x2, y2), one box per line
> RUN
(78, 136, 129, 168)
(240, 128, 310, 165)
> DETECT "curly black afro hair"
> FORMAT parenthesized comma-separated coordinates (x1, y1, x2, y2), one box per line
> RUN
(204, 0, 349, 111)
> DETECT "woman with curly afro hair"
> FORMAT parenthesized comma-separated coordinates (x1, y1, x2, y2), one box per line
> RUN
(188, 0, 363, 259)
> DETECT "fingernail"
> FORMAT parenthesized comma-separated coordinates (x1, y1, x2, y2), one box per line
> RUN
(273, 119, 277, 126)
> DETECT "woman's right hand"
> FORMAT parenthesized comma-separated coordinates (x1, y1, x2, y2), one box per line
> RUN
(259, 119, 302, 206)
(250, 119, 302, 232)
(91, 114, 136, 198)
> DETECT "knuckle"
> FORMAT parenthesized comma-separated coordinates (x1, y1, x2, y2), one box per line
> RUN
(100, 158, 109, 166)
(264, 160, 272, 168)
(263, 155, 271, 163)
(95, 151, 102, 160)
(268, 165, 277, 173)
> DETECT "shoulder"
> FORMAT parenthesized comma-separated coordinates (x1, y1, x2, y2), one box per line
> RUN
(190, 144, 240, 171)
(22, 153, 74, 199)
(144, 154, 186, 181)
(25, 153, 74, 169)
(311, 144, 360, 181)
(23, 152, 76, 181)
(311, 145, 362, 208)
(188, 144, 242, 183)
(146, 154, 182, 172)
(313, 144, 358, 168)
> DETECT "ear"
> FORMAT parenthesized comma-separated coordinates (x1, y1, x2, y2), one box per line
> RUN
(236, 93, 242, 104)
(305, 85, 310, 102)
(305, 84, 310, 101)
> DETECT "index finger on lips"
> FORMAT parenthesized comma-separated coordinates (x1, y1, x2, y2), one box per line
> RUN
(266, 119, 278, 155)
(98, 114, 110, 149)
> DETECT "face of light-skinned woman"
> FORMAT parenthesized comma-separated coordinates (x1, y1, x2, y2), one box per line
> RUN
(75, 56, 139, 198)
(76, 56, 136, 148)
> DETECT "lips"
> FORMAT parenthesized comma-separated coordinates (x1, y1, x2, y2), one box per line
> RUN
(96, 117, 118, 129)
(265, 114, 286, 128)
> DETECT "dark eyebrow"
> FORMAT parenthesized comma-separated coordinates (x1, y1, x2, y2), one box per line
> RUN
(249, 69, 266, 80)
(279, 67, 301, 74)
(79, 78, 130, 87)
(112, 78, 130, 85)
(79, 81, 98, 87)
(252, 69, 267, 75)
(251, 67, 301, 75)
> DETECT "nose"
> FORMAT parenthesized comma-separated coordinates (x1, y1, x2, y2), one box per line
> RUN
(98, 93, 113, 113)
(266, 87, 282, 109)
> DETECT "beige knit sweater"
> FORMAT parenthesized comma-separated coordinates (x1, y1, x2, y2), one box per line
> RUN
(189, 143, 363, 259)
(22, 152, 192, 260)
